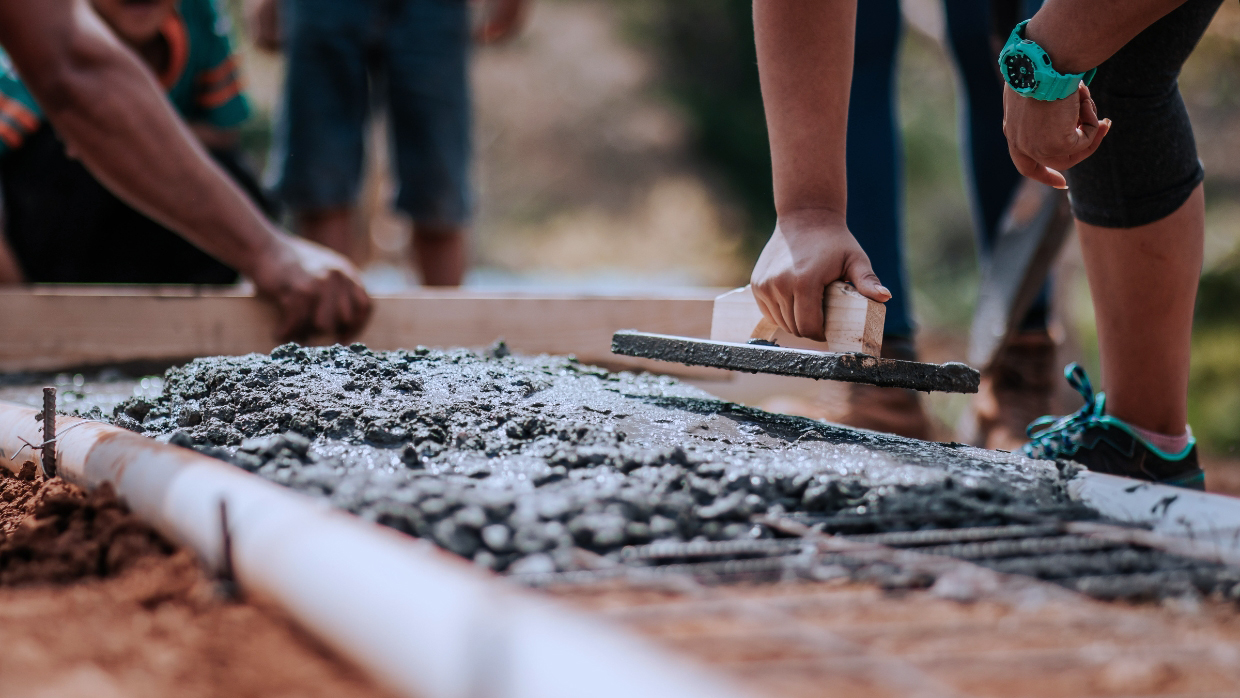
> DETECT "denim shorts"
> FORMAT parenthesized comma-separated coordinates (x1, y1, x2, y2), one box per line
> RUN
(271, 0, 472, 225)
(1063, 0, 1222, 228)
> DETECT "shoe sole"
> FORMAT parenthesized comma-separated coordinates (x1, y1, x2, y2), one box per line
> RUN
(1159, 468, 1206, 491)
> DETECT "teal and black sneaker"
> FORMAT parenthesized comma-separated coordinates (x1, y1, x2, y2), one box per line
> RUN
(1021, 364, 1205, 490)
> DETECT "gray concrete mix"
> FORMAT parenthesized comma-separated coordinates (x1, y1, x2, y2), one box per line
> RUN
(85, 342, 1093, 575)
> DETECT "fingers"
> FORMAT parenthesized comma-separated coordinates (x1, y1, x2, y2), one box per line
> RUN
(312, 285, 337, 337)
(337, 277, 373, 342)
(791, 284, 826, 342)
(752, 280, 794, 337)
(752, 291, 779, 333)
(1062, 118, 1110, 169)
(276, 291, 313, 343)
(844, 254, 891, 303)
(1010, 146, 1068, 189)
(1077, 83, 1099, 130)
(771, 287, 796, 337)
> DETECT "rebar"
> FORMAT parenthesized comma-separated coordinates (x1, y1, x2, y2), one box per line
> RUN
(40, 386, 56, 478)
(841, 524, 1064, 547)
(911, 535, 1125, 560)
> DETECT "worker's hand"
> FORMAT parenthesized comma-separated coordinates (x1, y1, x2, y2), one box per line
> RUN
(1003, 82, 1110, 189)
(750, 209, 890, 342)
(245, 0, 281, 52)
(250, 235, 373, 343)
(475, 0, 529, 44)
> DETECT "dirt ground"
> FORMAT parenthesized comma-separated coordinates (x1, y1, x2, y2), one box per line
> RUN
(1203, 456, 1240, 498)
(551, 578, 1240, 698)
(0, 467, 396, 698)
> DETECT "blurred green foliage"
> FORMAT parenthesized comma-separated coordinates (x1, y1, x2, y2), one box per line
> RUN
(630, 0, 774, 260)
(1191, 258, 1240, 455)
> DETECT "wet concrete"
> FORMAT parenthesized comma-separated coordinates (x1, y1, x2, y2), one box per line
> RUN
(98, 343, 1086, 574)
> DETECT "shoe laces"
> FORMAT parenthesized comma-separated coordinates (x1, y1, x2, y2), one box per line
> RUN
(1021, 363, 1106, 460)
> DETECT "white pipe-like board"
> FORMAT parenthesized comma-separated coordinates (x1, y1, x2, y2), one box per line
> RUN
(0, 402, 749, 698)
(1069, 471, 1240, 556)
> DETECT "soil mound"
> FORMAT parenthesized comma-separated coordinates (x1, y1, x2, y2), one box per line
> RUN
(0, 470, 171, 586)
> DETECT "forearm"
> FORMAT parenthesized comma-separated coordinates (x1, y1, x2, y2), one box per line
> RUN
(753, 0, 855, 219)
(189, 123, 241, 151)
(0, 229, 23, 284)
(1025, 0, 1187, 74)
(0, 0, 282, 279)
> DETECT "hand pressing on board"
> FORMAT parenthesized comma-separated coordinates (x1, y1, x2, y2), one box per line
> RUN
(249, 236, 373, 343)
(750, 209, 890, 343)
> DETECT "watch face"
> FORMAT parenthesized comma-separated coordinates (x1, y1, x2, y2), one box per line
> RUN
(1003, 53, 1038, 91)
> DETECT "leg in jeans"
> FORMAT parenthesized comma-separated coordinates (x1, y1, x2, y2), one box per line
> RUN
(384, 0, 472, 287)
(272, 0, 371, 260)
(946, 0, 1058, 449)
(845, 0, 911, 341)
(945, 0, 1049, 329)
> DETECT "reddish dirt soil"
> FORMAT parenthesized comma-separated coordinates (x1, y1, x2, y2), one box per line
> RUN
(1203, 455, 1240, 498)
(550, 578, 1240, 698)
(0, 467, 397, 698)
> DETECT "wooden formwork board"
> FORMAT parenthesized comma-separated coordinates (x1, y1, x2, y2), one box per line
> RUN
(0, 286, 727, 377)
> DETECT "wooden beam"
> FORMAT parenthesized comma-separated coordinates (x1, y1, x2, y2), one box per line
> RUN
(0, 286, 726, 377)
(709, 282, 884, 355)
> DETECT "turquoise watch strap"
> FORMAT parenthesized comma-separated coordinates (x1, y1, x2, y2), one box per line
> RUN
(1000, 20, 1096, 101)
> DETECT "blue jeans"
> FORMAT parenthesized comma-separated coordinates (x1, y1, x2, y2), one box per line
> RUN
(848, 0, 1047, 340)
(272, 0, 472, 225)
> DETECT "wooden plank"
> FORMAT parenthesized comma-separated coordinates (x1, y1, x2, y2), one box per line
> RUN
(0, 286, 727, 377)
(709, 282, 884, 355)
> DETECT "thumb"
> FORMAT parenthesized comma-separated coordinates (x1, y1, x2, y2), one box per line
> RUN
(845, 254, 891, 303)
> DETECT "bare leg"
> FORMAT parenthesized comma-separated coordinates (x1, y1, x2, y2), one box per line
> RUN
(296, 208, 355, 259)
(0, 231, 25, 283)
(1077, 183, 1203, 435)
(411, 222, 466, 287)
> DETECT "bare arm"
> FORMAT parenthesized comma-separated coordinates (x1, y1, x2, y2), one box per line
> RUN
(1025, 0, 1188, 73)
(0, 232, 22, 284)
(749, 0, 888, 341)
(0, 0, 370, 340)
(755, 0, 853, 221)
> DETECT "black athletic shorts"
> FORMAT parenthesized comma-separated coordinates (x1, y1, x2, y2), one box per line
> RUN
(1, 125, 278, 284)
(1063, 0, 1222, 228)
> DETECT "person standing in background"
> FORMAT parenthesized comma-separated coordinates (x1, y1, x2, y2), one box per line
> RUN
(249, 0, 529, 287)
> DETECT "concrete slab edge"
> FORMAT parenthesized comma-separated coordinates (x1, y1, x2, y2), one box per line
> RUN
(1068, 470, 1240, 563)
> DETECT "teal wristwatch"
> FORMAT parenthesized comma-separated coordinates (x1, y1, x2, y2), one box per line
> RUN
(998, 20, 1096, 101)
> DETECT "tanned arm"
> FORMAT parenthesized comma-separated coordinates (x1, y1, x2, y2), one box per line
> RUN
(0, 0, 371, 341)
(749, 0, 888, 341)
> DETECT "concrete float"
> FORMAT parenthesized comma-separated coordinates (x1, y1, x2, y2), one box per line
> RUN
(0, 402, 749, 698)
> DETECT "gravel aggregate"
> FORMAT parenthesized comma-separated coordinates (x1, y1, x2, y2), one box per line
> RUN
(98, 342, 1092, 573)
